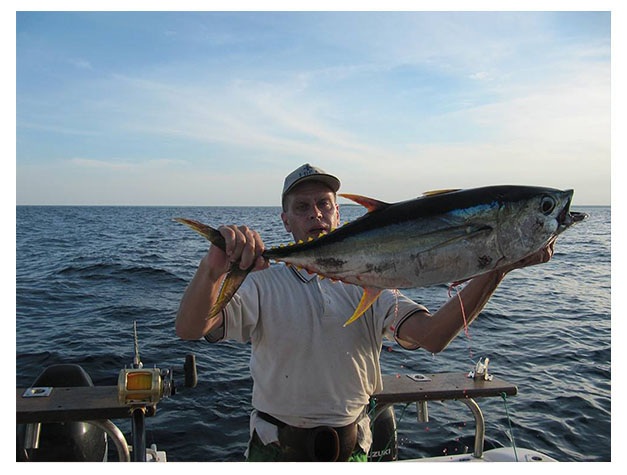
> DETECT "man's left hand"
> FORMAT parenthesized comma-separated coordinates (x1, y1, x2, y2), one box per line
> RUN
(499, 237, 556, 275)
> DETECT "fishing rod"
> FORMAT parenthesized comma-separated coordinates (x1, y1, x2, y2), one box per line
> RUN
(117, 321, 197, 461)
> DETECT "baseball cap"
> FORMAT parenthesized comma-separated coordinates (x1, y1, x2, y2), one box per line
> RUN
(282, 163, 341, 200)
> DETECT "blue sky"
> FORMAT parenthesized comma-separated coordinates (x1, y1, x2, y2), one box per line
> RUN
(16, 10, 611, 205)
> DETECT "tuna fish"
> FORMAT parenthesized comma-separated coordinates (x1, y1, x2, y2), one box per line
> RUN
(175, 185, 587, 326)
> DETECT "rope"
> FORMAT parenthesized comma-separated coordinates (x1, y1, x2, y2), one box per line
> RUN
(501, 392, 519, 462)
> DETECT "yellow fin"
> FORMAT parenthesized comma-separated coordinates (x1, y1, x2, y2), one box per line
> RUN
(207, 265, 251, 319)
(422, 188, 461, 197)
(343, 287, 383, 327)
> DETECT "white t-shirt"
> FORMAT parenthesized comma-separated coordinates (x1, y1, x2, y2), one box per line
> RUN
(206, 263, 427, 452)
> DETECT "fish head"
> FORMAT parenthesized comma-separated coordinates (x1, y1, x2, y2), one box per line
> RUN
(496, 187, 588, 262)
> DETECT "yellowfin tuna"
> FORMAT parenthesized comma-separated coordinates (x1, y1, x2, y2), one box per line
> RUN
(175, 185, 587, 326)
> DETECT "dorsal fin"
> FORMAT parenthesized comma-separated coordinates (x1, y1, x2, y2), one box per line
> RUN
(422, 188, 461, 197)
(339, 193, 390, 212)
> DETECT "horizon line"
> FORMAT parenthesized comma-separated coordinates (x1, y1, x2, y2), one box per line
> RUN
(15, 203, 609, 208)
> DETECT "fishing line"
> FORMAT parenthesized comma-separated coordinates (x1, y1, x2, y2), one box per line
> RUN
(501, 392, 519, 462)
(448, 283, 472, 359)
(392, 288, 400, 317)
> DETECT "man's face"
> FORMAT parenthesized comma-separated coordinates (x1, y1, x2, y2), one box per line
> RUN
(281, 181, 340, 242)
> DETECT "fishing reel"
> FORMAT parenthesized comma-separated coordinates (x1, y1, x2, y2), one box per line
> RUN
(117, 367, 171, 406)
(115, 322, 198, 462)
(117, 356, 197, 406)
(117, 322, 197, 407)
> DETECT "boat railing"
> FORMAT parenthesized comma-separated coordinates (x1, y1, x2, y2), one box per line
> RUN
(18, 369, 516, 461)
(371, 372, 517, 459)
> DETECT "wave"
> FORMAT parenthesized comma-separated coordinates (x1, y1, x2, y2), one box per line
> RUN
(56, 262, 187, 285)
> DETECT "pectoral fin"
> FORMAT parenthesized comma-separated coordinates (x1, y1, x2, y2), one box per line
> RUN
(422, 225, 493, 253)
(343, 287, 383, 327)
(207, 264, 252, 319)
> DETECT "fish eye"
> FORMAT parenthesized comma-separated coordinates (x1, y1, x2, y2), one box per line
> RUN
(540, 196, 556, 215)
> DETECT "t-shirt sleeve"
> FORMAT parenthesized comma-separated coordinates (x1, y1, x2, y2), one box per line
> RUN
(203, 277, 261, 344)
(375, 289, 429, 350)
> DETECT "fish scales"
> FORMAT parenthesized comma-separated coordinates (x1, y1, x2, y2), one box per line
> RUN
(266, 203, 499, 288)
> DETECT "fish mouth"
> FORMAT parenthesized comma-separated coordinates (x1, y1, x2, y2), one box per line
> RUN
(557, 190, 588, 227)
(569, 211, 588, 223)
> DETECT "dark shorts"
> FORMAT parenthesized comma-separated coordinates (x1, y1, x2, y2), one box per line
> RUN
(246, 431, 368, 462)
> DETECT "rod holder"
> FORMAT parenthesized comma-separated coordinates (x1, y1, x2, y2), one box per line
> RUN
(417, 401, 429, 422)
(23, 423, 41, 449)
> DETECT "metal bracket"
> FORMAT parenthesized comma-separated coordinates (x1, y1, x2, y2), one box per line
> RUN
(22, 387, 52, 398)
(407, 373, 431, 383)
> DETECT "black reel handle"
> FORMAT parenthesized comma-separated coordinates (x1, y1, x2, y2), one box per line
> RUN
(184, 354, 197, 388)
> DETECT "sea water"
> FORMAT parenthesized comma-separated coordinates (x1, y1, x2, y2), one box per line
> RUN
(15, 205, 610, 461)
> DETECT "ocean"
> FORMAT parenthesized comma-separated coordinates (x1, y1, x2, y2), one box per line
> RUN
(15, 204, 610, 462)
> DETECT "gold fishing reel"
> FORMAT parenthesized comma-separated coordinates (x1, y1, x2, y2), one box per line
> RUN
(117, 321, 175, 406)
(117, 367, 172, 406)
(117, 321, 194, 406)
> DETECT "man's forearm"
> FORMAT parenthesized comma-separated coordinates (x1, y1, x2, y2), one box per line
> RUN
(175, 255, 225, 339)
(398, 270, 506, 353)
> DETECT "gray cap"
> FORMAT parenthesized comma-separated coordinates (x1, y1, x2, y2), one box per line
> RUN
(282, 163, 341, 199)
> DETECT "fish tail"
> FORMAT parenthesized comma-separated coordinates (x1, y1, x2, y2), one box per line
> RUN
(175, 218, 253, 317)
(174, 218, 226, 252)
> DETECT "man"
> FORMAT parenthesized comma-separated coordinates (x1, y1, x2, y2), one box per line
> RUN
(176, 164, 554, 462)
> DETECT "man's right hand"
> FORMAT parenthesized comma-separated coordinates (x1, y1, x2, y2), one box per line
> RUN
(206, 225, 269, 281)
(177, 225, 268, 340)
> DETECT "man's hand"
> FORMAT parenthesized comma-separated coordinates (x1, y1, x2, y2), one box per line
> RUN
(206, 225, 269, 281)
(176, 224, 268, 340)
(499, 237, 557, 275)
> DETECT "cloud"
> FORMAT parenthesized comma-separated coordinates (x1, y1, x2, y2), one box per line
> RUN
(469, 72, 489, 80)
(69, 58, 93, 70)
(70, 158, 133, 170)
(93, 48, 608, 205)
(16, 12, 610, 205)
(19, 122, 99, 136)
(69, 158, 188, 170)
(107, 73, 389, 167)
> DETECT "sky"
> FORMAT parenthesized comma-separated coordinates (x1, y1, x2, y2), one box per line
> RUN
(15, 9, 612, 206)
